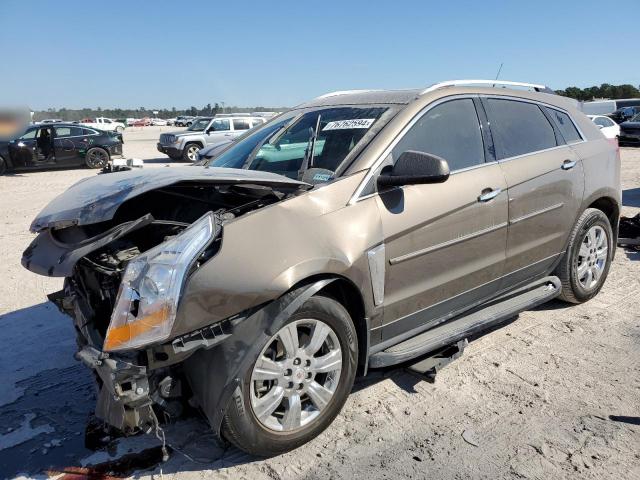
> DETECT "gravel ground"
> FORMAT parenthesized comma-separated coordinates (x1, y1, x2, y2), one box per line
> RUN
(0, 127, 638, 479)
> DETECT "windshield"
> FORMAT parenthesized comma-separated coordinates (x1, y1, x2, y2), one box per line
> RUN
(206, 106, 388, 181)
(188, 118, 212, 131)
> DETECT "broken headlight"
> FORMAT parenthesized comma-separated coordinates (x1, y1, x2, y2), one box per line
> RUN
(103, 212, 215, 352)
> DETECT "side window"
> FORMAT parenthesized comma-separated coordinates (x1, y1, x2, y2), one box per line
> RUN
(103, 119, 112, 124)
(391, 98, 485, 171)
(594, 117, 614, 128)
(82, 128, 98, 135)
(251, 118, 265, 127)
(55, 126, 84, 137)
(211, 119, 230, 131)
(486, 99, 557, 159)
(545, 108, 582, 143)
(233, 119, 251, 130)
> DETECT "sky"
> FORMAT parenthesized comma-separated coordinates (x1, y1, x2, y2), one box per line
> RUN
(1, 0, 638, 110)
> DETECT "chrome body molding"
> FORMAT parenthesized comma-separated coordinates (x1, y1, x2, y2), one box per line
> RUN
(390, 222, 508, 265)
(509, 203, 564, 225)
(367, 244, 386, 306)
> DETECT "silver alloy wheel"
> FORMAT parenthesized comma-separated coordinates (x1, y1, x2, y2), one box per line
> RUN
(250, 319, 343, 432)
(86, 148, 108, 168)
(576, 225, 608, 289)
(186, 145, 200, 161)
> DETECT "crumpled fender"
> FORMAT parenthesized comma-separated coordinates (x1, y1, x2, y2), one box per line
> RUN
(183, 278, 335, 440)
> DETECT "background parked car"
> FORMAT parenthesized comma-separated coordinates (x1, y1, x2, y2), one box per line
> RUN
(174, 116, 195, 127)
(0, 123, 122, 174)
(38, 119, 63, 124)
(619, 113, 640, 146)
(150, 118, 168, 126)
(80, 117, 126, 133)
(130, 117, 152, 127)
(588, 115, 620, 139)
(166, 118, 177, 126)
(608, 106, 640, 124)
(157, 115, 265, 161)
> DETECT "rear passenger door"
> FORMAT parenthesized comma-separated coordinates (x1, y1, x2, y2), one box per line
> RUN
(483, 97, 585, 285)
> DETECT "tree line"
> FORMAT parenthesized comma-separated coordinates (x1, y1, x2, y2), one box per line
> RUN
(31, 83, 640, 120)
(556, 83, 640, 101)
(32, 103, 288, 122)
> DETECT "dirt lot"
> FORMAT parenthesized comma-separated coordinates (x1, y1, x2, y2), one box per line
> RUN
(0, 127, 638, 479)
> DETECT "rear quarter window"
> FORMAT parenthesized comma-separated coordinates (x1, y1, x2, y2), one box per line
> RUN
(486, 99, 558, 159)
(545, 108, 582, 143)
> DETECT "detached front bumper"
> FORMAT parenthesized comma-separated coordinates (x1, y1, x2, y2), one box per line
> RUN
(76, 346, 154, 434)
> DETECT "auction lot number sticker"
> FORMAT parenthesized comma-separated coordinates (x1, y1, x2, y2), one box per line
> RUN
(323, 119, 375, 130)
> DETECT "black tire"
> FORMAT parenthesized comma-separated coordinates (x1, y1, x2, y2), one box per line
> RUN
(221, 295, 358, 456)
(182, 142, 201, 162)
(0, 155, 6, 175)
(554, 208, 613, 304)
(85, 147, 110, 169)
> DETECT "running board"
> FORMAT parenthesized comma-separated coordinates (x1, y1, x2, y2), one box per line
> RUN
(369, 276, 561, 369)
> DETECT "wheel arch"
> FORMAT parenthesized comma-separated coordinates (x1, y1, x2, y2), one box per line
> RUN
(286, 274, 370, 375)
(586, 195, 620, 256)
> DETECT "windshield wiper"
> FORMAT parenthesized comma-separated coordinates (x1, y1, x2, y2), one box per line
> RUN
(298, 114, 321, 179)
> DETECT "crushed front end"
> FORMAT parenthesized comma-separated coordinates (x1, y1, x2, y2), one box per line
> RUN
(21, 167, 309, 437)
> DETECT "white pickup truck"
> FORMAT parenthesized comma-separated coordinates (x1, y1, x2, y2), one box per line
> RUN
(80, 117, 126, 132)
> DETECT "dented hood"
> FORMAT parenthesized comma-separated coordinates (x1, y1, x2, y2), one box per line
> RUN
(30, 166, 310, 232)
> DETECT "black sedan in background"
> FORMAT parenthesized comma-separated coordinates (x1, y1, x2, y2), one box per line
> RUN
(619, 113, 640, 146)
(0, 123, 123, 175)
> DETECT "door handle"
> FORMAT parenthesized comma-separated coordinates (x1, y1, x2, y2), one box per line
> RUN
(478, 187, 502, 202)
(561, 159, 576, 170)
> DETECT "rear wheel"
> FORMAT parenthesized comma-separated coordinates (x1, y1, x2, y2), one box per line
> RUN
(85, 147, 110, 169)
(0, 155, 6, 175)
(182, 143, 201, 162)
(221, 295, 358, 456)
(555, 208, 613, 303)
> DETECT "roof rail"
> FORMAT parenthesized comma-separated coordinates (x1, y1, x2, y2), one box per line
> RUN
(421, 79, 553, 95)
(315, 89, 379, 100)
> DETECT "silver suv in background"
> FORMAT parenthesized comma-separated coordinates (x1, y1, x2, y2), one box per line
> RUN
(157, 115, 266, 161)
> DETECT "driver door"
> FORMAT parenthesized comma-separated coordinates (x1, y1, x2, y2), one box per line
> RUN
(8, 128, 38, 167)
(205, 118, 232, 145)
(375, 97, 508, 339)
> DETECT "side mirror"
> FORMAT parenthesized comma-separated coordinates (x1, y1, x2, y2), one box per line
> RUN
(206, 127, 214, 134)
(597, 124, 604, 129)
(377, 151, 450, 188)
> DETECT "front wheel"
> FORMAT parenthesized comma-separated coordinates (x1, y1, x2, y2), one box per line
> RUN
(554, 208, 613, 303)
(182, 143, 201, 162)
(85, 147, 110, 169)
(0, 155, 6, 175)
(221, 295, 358, 456)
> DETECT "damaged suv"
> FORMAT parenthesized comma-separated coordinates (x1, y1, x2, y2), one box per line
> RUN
(23, 80, 620, 456)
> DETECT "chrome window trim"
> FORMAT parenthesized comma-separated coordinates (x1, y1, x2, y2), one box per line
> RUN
(349, 93, 587, 205)
(482, 94, 587, 145)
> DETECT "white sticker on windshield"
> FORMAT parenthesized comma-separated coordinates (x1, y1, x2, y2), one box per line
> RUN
(322, 118, 375, 131)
